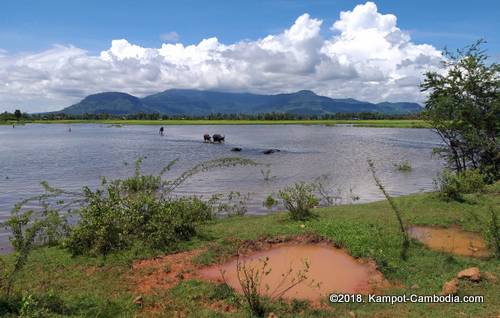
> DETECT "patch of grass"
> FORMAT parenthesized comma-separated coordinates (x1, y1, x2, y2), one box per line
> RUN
(192, 237, 242, 266)
(0, 247, 136, 317)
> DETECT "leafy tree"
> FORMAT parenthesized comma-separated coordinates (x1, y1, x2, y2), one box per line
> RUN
(421, 40, 500, 182)
(14, 109, 22, 121)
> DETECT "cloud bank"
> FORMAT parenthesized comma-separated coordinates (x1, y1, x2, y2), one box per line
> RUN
(0, 2, 442, 112)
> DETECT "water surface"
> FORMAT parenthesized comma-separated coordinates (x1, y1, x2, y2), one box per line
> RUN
(0, 124, 443, 250)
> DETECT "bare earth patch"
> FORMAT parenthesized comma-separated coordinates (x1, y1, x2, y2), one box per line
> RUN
(131, 248, 205, 295)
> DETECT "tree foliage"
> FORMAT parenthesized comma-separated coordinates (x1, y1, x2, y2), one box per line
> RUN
(13, 110, 22, 121)
(421, 40, 500, 182)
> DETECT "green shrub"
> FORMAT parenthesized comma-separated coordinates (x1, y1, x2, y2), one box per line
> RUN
(64, 157, 256, 255)
(434, 169, 486, 200)
(275, 182, 319, 220)
(394, 160, 412, 172)
(263, 195, 277, 210)
(66, 185, 214, 255)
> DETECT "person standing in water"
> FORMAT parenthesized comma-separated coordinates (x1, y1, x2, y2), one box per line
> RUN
(159, 126, 164, 136)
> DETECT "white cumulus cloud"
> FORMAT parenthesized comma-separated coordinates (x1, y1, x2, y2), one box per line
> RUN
(0, 2, 442, 113)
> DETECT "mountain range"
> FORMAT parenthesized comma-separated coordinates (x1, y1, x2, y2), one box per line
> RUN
(60, 89, 422, 115)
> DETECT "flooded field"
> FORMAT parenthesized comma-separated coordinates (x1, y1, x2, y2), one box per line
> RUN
(0, 124, 444, 250)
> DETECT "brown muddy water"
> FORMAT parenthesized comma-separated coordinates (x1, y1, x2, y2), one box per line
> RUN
(408, 225, 490, 258)
(198, 243, 384, 301)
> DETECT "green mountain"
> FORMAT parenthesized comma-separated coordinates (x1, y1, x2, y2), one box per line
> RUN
(60, 89, 422, 115)
(62, 92, 154, 115)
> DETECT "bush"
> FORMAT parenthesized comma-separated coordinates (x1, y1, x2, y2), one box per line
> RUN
(275, 182, 319, 220)
(66, 182, 214, 256)
(434, 169, 486, 200)
(394, 160, 412, 172)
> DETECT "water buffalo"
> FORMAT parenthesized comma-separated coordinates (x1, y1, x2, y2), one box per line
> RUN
(212, 134, 225, 143)
(203, 134, 211, 142)
(263, 149, 280, 155)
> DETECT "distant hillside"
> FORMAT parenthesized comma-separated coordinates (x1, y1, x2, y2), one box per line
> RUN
(62, 92, 154, 115)
(60, 89, 422, 115)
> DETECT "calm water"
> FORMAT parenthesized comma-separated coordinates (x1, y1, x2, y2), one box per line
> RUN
(0, 124, 443, 250)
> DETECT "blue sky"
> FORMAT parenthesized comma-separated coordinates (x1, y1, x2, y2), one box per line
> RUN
(2, 0, 498, 55)
(0, 1, 498, 112)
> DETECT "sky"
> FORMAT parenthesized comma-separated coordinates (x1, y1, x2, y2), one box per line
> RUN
(0, 0, 498, 113)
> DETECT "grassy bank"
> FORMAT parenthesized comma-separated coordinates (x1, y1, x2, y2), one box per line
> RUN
(18, 119, 430, 128)
(2, 184, 498, 317)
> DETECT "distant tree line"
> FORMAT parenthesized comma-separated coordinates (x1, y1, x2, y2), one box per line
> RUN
(24, 111, 421, 121)
(0, 110, 29, 121)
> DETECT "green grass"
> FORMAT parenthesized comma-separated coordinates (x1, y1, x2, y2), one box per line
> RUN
(394, 160, 413, 172)
(18, 119, 430, 128)
(0, 121, 26, 126)
(1, 185, 499, 317)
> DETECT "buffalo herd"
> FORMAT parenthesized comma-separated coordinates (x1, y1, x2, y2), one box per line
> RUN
(203, 134, 278, 154)
(203, 133, 225, 143)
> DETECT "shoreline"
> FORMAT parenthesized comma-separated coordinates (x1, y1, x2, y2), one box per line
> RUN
(0, 189, 433, 256)
(2, 119, 430, 128)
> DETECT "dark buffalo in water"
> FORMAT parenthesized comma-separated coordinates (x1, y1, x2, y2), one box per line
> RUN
(212, 134, 225, 143)
(263, 149, 280, 155)
(203, 134, 211, 142)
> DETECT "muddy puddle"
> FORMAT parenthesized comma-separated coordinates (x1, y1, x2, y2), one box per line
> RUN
(198, 243, 384, 301)
(408, 225, 490, 258)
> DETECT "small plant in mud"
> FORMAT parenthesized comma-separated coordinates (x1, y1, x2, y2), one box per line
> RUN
(225, 256, 314, 317)
(265, 182, 319, 220)
(368, 160, 410, 260)
(394, 160, 412, 172)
